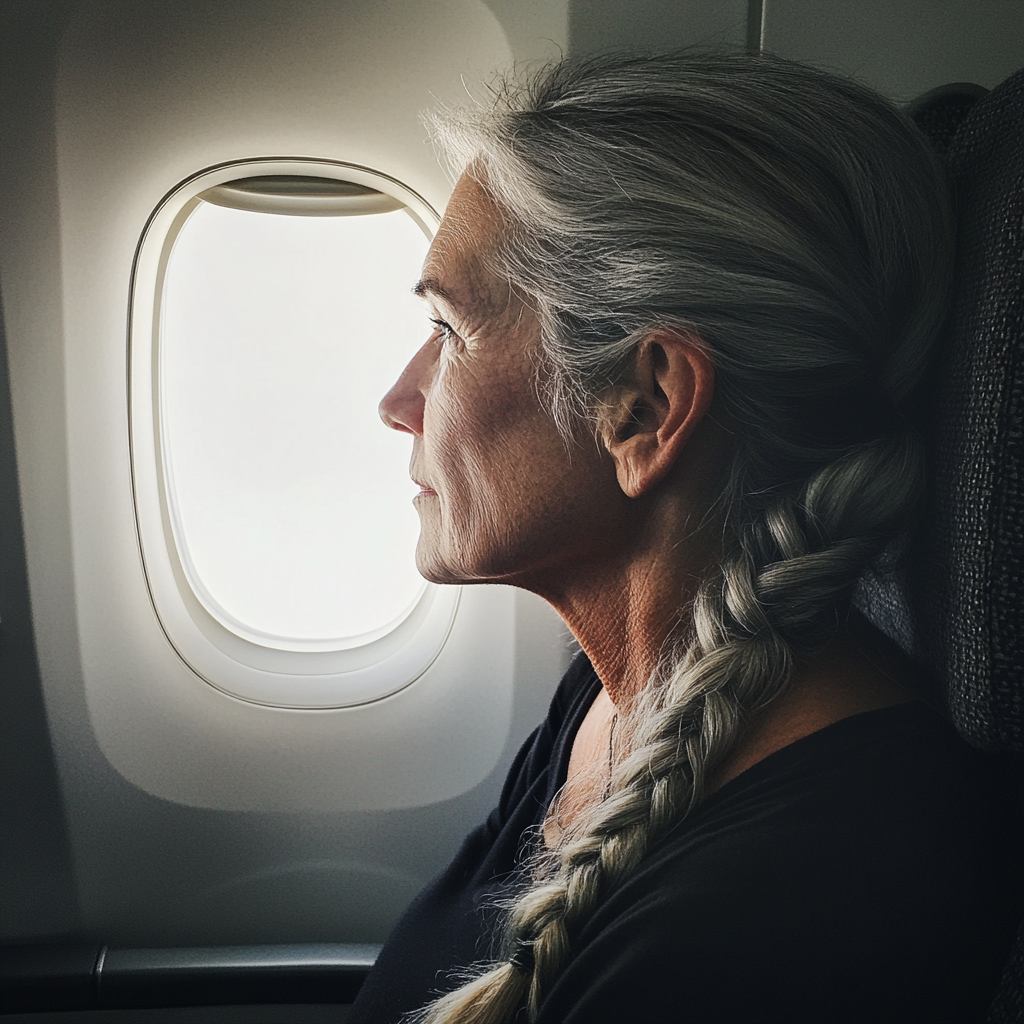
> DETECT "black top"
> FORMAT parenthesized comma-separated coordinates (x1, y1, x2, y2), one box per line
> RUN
(350, 655, 1021, 1024)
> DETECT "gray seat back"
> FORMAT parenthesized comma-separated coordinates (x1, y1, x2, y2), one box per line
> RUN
(856, 65, 1023, 1021)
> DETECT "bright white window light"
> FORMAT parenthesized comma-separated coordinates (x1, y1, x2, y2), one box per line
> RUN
(160, 197, 430, 650)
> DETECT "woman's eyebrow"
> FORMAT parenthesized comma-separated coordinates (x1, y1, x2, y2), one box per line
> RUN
(412, 277, 460, 307)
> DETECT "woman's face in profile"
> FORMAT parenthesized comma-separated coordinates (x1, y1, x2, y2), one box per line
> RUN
(379, 175, 626, 590)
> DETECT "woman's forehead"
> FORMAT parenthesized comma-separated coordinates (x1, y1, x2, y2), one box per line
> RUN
(416, 176, 511, 317)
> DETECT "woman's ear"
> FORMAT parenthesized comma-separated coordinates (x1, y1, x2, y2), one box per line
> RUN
(599, 331, 715, 498)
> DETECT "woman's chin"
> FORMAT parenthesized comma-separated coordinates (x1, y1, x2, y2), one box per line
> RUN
(414, 542, 474, 586)
(414, 537, 516, 587)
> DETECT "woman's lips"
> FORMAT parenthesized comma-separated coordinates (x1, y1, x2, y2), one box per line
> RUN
(412, 480, 437, 498)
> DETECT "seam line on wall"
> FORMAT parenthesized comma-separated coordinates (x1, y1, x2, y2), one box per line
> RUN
(747, 0, 766, 52)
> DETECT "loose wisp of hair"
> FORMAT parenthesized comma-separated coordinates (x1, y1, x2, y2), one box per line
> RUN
(407, 49, 954, 1024)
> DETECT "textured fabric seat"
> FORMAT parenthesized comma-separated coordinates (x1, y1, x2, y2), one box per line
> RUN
(860, 66, 1024, 1022)
(905, 82, 991, 159)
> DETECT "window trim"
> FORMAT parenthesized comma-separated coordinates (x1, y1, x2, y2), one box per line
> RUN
(128, 158, 456, 709)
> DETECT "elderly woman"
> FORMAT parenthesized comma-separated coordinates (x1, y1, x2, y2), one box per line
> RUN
(350, 51, 1019, 1024)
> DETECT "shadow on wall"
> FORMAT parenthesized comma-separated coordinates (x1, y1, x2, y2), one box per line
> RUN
(198, 861, 423, 944)
(0, 0, 82, 937)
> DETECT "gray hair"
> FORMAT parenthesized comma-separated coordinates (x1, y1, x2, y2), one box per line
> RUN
(411, 50, 953, 1024)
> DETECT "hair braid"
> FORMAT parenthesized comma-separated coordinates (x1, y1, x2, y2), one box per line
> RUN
(407, 50, 950, 1024)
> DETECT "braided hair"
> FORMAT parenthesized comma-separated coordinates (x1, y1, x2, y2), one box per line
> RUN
(411, 50, 953, 1024)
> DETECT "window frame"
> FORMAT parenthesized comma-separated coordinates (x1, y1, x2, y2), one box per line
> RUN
(128, 158, 457, 709)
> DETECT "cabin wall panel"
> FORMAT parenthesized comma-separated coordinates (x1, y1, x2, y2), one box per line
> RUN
(763, 0, 1024, 100)
(485, 0, 569, 62)
(568, 0, 747, 53)
(0, 0, 84, 942)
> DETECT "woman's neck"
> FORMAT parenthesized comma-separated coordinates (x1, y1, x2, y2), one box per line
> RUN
(536, 504, 712, 708)
(552, 568, 690, 707)
(530, 409, 732, 708)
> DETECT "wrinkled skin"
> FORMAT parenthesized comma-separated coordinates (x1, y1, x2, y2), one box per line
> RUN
(380, 175, 630, 592)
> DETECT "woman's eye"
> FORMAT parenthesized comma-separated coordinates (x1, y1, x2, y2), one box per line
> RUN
(430, 317, 461, 347)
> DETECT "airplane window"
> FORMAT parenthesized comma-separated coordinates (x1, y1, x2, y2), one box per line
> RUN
(159, 181, 430, 652)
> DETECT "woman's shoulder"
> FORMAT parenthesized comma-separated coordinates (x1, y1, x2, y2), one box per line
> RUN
(712, 700, 1017, 825)
(539, 703, 1022, 1023)
(653, 702, 1020, 907)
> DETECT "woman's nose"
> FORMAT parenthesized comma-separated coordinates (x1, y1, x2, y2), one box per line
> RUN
(379, 342, 432, 435)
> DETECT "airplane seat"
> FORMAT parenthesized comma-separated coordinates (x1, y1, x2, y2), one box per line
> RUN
(905, 81, 990, 159)
(859, 65, 1024, 1022)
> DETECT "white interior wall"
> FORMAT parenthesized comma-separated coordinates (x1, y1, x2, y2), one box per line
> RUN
(484, 0, 569, 62)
